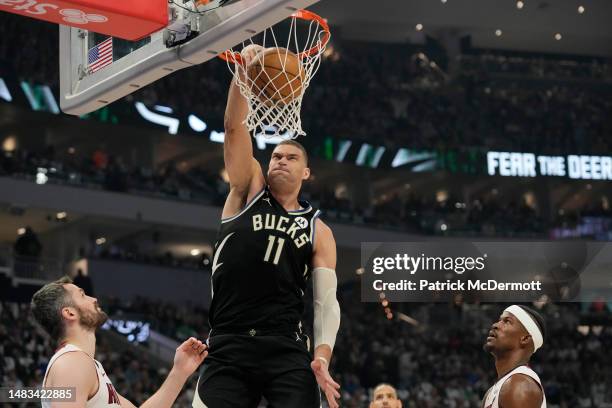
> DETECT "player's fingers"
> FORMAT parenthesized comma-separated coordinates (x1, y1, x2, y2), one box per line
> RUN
(328, 383, 341, 399)
(179, 337, 195, 350)
(326, 381, 340, 394)
(328, 378, 341, 390)
(325, 390, 339, 408)
(323, 372, 340, 389)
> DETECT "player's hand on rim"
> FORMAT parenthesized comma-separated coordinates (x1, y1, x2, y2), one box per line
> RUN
(311, 358, 341, 408)
(235, 44, 265, 81)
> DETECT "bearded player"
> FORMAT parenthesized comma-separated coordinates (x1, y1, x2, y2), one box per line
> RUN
(482, 305, 547, 408)
(192, 45, 341, 408)
(31, 276, 208, 407)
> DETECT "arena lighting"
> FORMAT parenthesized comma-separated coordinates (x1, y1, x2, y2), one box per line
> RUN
(397, 312, 420, 326)
(134, 102, 179, 135)
(17, 228, 26, 235)
(55, 211, 67, 220)
(355, 267, 364, 275)
(578, 5, 585, 13)
(188, 114, 207, 132)
(436, 190, 448, 203)
(495, 29, 502, 37)
(153, 105, 173, 114)
(21, 82, 59, 113)
(555, 33, 562, 41)
(415, 23, 423, 31)
(36, 168, 48, 185)
(0, 78, 12, 102)
(95, 237, 106, 245)
(576, 325, 591, 335)
(190, 249, 201, 256)
(441, 0, 447, 3)
(2, 135, 17, 152)
(102, 319, 150, 343)
(440, 223, 448, 231)
(516, 1, 524, 9)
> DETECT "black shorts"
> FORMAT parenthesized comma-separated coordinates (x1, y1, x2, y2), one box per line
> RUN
(192, 331, 320, 408)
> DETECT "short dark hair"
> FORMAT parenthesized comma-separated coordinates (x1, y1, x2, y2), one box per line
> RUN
(276, 140, 308, 165)
(31, 276, 74, 343)
(517, 305, 547, 343)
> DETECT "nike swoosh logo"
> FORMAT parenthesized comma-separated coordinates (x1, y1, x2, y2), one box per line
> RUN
(212, 232, 234, 275)
(211, 232, 234, 298)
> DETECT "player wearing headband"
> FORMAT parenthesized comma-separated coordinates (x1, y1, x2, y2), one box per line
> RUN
(482, 305, 547, 408)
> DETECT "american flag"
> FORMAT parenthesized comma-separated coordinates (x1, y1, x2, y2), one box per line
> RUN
(88, 37, 113, 73)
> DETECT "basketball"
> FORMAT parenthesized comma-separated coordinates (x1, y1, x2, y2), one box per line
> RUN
(247, 47, 306, 105)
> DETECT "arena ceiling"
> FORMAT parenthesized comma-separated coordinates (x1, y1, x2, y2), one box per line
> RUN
(313, 0, 612, 56)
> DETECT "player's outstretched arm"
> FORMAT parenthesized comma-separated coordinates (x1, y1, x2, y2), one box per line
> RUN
(118, 338, 207, 408)
(222, 45, 266, 219)
(498, 374, 544, 408)
(310, 219, 341, 408)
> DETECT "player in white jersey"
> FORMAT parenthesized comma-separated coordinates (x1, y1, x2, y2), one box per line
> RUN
(31, 276, 208, 408)
(482, 305, 547, 408)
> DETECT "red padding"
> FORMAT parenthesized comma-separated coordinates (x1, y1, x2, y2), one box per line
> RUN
(0, 0, 168, 41)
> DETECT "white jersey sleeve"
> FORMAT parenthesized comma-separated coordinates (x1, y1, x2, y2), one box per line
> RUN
(42, 344, 121, 408)
(482, 365, 546, 408)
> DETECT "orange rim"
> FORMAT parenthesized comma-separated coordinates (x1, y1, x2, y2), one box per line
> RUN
(219, 9, 330, 64)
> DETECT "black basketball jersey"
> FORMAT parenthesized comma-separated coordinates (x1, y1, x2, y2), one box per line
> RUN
(209, 186, 321, 332)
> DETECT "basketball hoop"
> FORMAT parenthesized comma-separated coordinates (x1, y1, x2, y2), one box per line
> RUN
(219, 10, 330, 139)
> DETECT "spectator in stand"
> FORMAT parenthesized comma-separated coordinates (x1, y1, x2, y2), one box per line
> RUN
(14, 226, 42, 258)
(1, 296, 612, 407)
(72, 269, 95, 296)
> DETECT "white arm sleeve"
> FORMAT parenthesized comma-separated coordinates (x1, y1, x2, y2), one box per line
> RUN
(312, 267, 341, 351)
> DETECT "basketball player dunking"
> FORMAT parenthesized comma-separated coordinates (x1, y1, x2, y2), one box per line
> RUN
(482, 305, 547, 408)
(31, 276, 208, 408)
(193, 45, 341, 408)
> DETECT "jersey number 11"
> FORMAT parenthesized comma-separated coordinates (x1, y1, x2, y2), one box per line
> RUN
(264, 235, 285, 265)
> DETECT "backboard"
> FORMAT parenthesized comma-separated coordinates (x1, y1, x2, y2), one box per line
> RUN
(59, 0, 320, 116)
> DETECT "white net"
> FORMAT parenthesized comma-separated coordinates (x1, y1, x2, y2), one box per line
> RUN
(221, 10, 329, 139)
